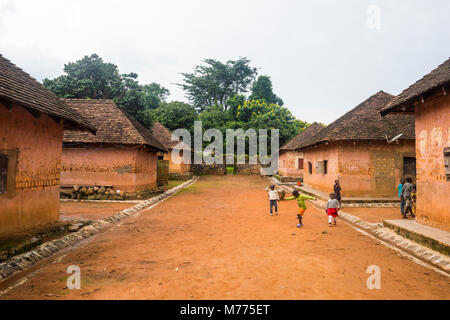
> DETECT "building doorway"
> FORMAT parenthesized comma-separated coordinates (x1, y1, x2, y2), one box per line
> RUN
(403, 157, 416, 180)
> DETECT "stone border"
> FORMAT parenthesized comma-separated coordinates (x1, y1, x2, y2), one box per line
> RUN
(60, 199, 144, 204)
(0, 176, 199, 282)
(270, 177, 450, 275)
(383, 220, 450, 257)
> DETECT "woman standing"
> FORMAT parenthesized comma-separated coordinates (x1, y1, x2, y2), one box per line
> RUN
(333, 180, 342, 205)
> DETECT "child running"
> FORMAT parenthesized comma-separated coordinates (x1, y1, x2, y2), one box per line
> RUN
(265, 184, 279, 216)
(285, 190, 315, 228)
(326, 193, 340, 227)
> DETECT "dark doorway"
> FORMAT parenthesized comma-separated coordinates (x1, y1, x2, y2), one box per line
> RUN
(403, 157, 416, 180)
(298, 159, 304, 170)
(0, 154, 7, 194)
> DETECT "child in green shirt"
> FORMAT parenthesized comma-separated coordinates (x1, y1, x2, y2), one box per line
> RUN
(285, 190, 316, 227)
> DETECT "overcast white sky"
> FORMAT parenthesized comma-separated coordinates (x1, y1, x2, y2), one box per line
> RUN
(1, 0, 449, 124)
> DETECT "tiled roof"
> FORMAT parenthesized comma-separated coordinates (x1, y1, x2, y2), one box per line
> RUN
(0, 54, 95, 131)
(380, 57, 450, 115)
(280, 122, 325, 151)
(63, 99, 166, 151)
(298, 91, 415, 149)
(151, 121, 191, 151)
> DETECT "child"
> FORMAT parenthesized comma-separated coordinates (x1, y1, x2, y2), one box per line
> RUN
(326, 193, 340, 227)
(265, 184, 279, 216)
(285, 190, 315, 228)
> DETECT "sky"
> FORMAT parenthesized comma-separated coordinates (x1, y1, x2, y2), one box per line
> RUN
(0, 0, 449, 124)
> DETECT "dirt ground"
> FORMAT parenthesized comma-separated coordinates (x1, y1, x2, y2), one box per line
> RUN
(60, 202, 135, 221)
(1, 176, 449, 300)
(342, 207, 406, 223)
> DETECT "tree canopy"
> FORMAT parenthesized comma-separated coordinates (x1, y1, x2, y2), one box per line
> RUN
(178, 58, 257, 111)
(43, 54, 169, 125)
(149, 101, 198, 133)
(249, 75, 284, 106)
(43, 54, 311, 154)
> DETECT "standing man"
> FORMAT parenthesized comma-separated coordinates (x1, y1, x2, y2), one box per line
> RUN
(398, 178, 405, 217)
(401, 177, 415, 219)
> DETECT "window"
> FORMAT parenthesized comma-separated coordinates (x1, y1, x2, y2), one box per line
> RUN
(308, 162, 312, 174)
(283, 160, 286, 168)
(298, 159, 304, 170)
(0, 154, 7, 194)
(445, 148, 450, 181)
(316, 160, 328, 174)
(316, 161, 323, 174)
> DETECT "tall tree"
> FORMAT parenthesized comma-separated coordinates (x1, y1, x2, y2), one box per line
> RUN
(178, 58, 257, 111)
(148, 101, 198, 133)
(43, 54, 169, 124)
(43, 54, 126, 99)
(249, 75, 284, 106)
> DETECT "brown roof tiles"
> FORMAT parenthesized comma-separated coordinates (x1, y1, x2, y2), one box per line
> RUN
(0, 54, 95, 131)
(280, 122, 325, 151)
(298, 91, 415, 149)
(63, 99, 166, 151)
(380, 57, 450, 115)
(151, 121, 191, 151)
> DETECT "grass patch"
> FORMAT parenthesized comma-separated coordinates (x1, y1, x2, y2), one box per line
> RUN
(226, 166, 235, 175)
(167, 180, 184, 189)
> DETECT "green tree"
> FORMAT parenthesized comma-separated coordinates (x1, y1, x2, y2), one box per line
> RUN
(237, 100, 307, 146)
(43, 54, 169, 124)
(149, 101, 198, 133)
(142, 83, 170, 109)
(226, 94, 246, 120)
(43, 54, 126, 99)
(198, 105, 230, 131)
(178, 58, 257, 111)
(249, 75, 283, 106)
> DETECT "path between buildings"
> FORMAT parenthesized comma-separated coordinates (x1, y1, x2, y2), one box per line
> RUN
(0, 176, 449, 299)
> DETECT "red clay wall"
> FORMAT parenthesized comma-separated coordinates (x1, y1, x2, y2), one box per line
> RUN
(61, 145, 158, 192)
(278, 151, 304, 177)
(303, 140, 415, 197)
(135, 147, 158, 190)
(164, 149, 191, 174)
(303, 143, 340, 194)
(414, 94, 450, 231)
(0, 103, 62, 237)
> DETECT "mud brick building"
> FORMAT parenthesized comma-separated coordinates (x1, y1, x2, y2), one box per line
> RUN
(0, 55, 95, 237)
(297, 91, 415, 197)
(62, 99, 166, 192)
(151, 122, 191, 178)
(380, 58, 450, 231)
(278, 122, 324, 178)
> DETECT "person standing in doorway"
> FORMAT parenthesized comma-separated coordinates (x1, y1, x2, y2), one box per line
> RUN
(401, 177, 415, 219)
(333, 180, 342, 205)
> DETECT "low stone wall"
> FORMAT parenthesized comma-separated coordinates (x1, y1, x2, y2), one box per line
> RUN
(191, 163, 226, 175)
(169, 172, 193, 181)
(191, 161, 262, 176)
(157, 159, 169, 186)
(235, 163, 261, 175)
(61, 184, 163, 200)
